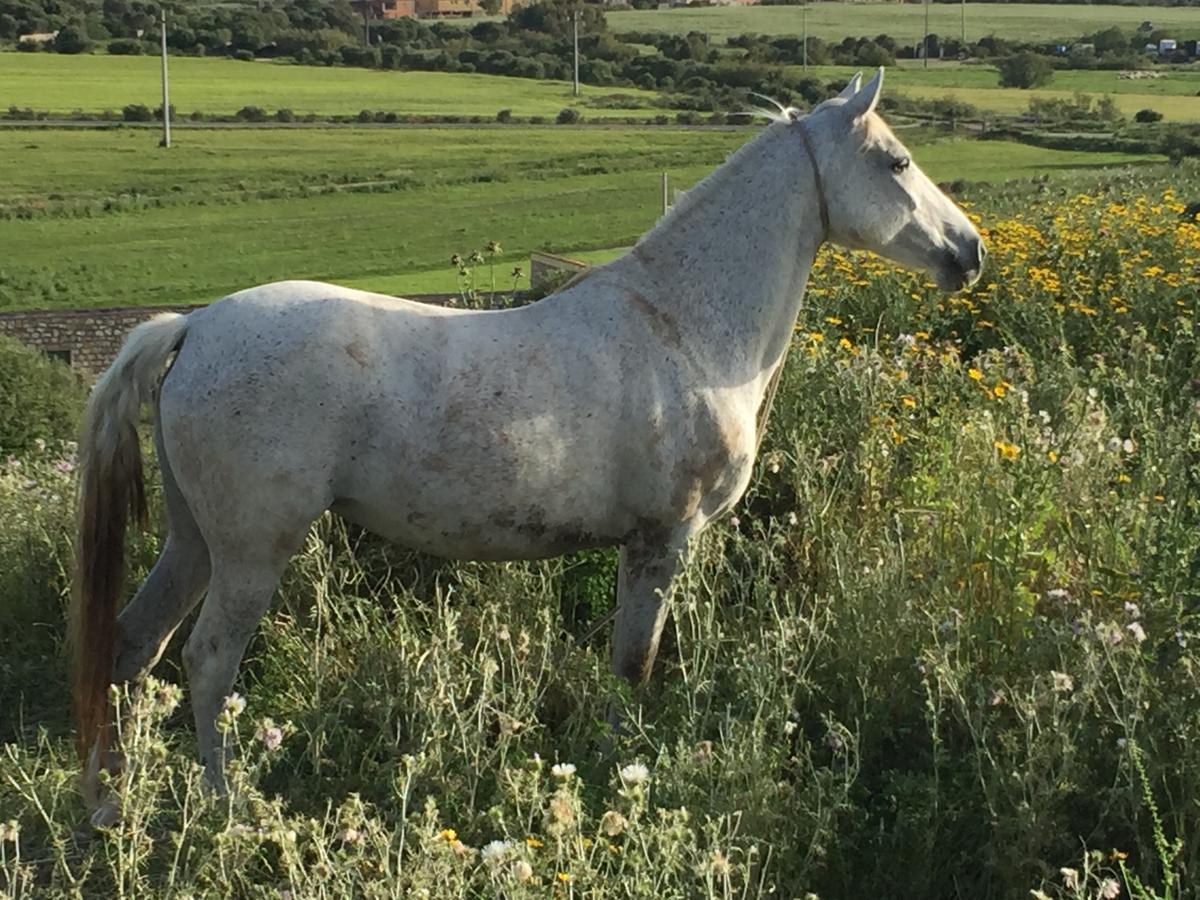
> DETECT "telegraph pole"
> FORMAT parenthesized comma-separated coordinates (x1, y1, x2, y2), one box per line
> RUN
(923, 0, 930, 68)
(802, 4, 808, 72)
(572, 9, 580, 97)
(159, 7, 171, 147)
(961, 0, 966, 46)
(661, 172, 668, 217)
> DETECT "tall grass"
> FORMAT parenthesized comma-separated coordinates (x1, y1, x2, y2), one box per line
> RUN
(1, 164, 1197, 898)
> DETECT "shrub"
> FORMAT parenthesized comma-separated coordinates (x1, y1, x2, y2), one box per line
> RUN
(0, 337, 85, 455)
(235, 105, 268, 122)
(556, 107, 581, 125)
(1135, 108, 1163, 123)
(997, 52, 1054, 89)
(274, 108, 295, 123)
(107, 38, 144, 56)
(52, 24, 92, 55)
(122, 103, 154, 122)
(232, 48, 255, 62)
(496, 108, 512, 123)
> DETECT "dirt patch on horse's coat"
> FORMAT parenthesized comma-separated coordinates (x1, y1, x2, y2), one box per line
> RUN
(628, 292, 682, 350)
(343, 340, 369, 368)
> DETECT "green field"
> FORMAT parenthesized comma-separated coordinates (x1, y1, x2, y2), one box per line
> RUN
(789, 63, 1200, 122)
(608, 2, 1200, 45)
(0, 54, 663, 118)
(0, 126, 1161, 308)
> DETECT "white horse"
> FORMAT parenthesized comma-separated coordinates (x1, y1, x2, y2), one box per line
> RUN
(72, 69, 983, 808)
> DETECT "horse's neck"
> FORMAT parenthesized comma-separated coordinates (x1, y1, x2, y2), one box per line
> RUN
(618, 122, 822, 392)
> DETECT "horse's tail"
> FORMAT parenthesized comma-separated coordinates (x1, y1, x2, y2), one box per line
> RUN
(72, 312, 189, 762)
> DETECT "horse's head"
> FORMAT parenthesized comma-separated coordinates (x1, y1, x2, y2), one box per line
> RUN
(801, 69, 985, 291)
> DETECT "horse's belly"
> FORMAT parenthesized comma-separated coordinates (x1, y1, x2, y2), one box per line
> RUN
(330, 496, 624, 561)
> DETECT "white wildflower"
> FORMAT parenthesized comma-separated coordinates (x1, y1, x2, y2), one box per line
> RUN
(257, 722, 283, 752)
(480, 840, 512, 864)
(618, 763, 650, 787)
(551, 763, 576, 781)
(223, 693, 247, 718)
(1122, 438, 1135, 454)
(1060, 867, 1079, 890)
(511, 860, 534, 883)
(1099, 878, 1121, 899)
(1051, 671, 1074, 693)
(1123, 601, 1141, 619)
(1046, 588, 1070, 602)
(599, 810, 627, 836)
(1126, 621, 1147, 644)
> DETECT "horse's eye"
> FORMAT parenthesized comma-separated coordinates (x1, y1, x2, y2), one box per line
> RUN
(891, 157, 910, 175)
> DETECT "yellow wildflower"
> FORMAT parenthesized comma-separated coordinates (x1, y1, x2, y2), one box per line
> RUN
(994, 441, 1020, 460)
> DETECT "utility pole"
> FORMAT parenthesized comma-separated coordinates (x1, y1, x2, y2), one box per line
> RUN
(961, 0, 966, 47)
(159, 7, 171, 148)
(923, 0, 930, 69)
(661, 172, 669, 217)
(802, 4, 808, 72)
(572, 9, 580, 97)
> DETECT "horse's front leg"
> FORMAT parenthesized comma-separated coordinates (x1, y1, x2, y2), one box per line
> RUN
(610, 528, 693, 686)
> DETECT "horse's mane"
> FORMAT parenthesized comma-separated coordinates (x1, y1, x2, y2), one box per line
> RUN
(636, 98, 807, 245)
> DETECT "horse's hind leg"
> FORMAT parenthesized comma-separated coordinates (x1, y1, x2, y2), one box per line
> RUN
(111, 415, 211, 683)
(182, 549, 295, 794)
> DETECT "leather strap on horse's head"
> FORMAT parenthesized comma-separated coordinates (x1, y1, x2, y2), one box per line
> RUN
(793, 115, 831, 242)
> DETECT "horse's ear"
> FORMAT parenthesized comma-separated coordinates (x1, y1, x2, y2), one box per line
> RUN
(843, 67, 884, 120)
(837, 72, 863, 99)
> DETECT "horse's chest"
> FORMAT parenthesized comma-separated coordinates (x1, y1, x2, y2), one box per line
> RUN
(643, 397, 756, 523)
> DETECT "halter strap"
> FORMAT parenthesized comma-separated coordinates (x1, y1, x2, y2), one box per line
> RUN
(796, 118, 830, 241)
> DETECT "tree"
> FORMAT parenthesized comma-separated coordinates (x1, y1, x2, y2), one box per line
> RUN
(997, 52, 1053, 89)
(479, 0, 503, 14)
(509, 0, 605, 39)
(1089, 26, 1127, 54)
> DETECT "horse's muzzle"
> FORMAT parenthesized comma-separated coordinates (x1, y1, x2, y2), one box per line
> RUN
(939, 238, 986, 291)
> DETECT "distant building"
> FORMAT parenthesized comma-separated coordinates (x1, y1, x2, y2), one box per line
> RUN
(1159, 38, 1177, 53)
(17, 31, 58, 44)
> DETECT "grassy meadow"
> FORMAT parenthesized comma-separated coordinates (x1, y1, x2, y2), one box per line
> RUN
(791, 63, 1200, 123)
(0, 126, 1163, 308)
(1, 156, 1198, 897)
(607, 2, 1200, 45)
(0, 54, 663, 119)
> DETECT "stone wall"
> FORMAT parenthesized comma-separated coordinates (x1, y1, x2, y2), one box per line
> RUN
(0, 251, 593, 377)
(0, 305, 206, 376)
(0, 293, 460, 377)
